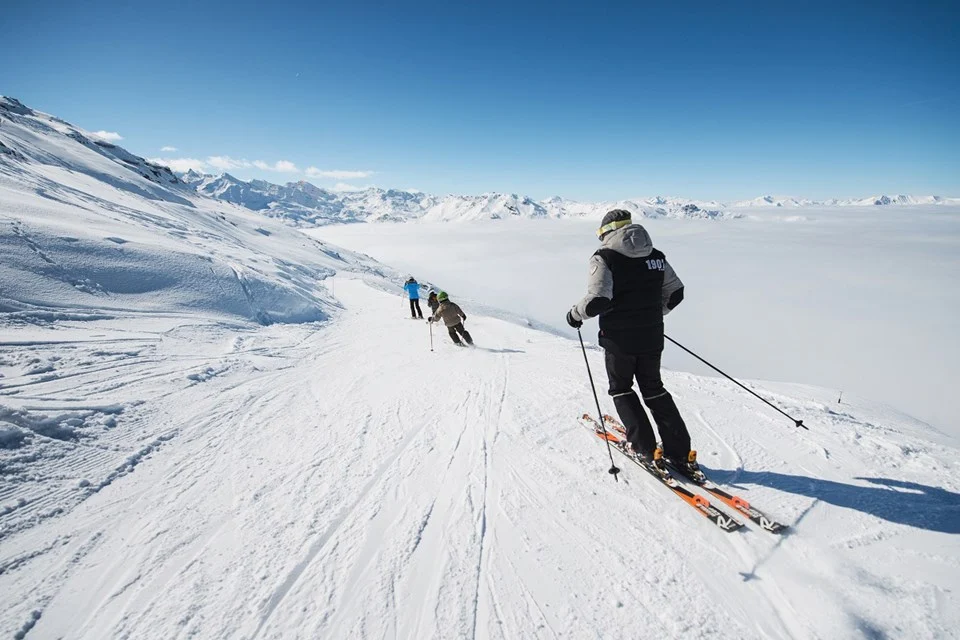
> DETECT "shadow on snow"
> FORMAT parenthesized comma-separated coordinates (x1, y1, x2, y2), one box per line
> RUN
(705, 467, 960, 534)
(472, 347, 525, 354)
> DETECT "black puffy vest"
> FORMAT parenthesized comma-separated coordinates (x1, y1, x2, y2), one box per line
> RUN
(596, 247, 666, 355)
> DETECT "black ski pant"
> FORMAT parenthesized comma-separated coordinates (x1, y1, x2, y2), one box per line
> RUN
(605, 349, 691, 460)
(448, 322, 472, 345)
(409, 298, 423, 319)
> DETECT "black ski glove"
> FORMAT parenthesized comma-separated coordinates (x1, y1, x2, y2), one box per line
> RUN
(566, 309, 582, 329)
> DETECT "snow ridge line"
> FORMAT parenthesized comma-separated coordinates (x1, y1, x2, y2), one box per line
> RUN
(250, 418, 429, 638)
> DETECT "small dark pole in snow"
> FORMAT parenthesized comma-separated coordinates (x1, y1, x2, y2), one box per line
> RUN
(577, 328, 620, 481)
(664, 334, 808, 430)
(838, 391, 843, 404)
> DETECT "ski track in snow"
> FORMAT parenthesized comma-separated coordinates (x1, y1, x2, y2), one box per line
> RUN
(0, 278, 957, 638)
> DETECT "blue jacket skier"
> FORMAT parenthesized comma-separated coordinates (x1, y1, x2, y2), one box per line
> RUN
(404, 277, 423, 319)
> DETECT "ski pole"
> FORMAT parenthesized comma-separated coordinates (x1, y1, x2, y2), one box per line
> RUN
(429, 320, 434, 352)
(664, 334, 807, 430)
(577, 328, 620, 481)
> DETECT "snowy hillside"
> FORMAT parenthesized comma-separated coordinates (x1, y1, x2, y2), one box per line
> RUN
(1, 96, 958, 639)
(0, 96, 399, 325)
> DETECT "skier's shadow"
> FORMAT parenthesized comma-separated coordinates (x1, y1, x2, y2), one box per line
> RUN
(704, 468, 960, 534)
(472, 347, 525, 354)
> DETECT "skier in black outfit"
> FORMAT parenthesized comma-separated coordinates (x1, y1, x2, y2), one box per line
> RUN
(426, 290, 440, 315)
(566, 209, 698, 476)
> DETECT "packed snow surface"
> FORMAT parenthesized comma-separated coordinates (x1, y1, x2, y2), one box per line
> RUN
(1, 96, 958, 638)
(1, 277, 958, 639)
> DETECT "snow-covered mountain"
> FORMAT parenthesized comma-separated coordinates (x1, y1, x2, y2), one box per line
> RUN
(178, 170, 741, 225)
(0, 95, 397, 325)
(180, 171, 556, 225)
(543, 195, 737, 221)
(182, 171, 542, 224)
(1, 97, 187, 204)
(730, 195, 818, 208)
(176, 167, 958, 227)
(731, 194, 958, 208)
(834, 194, 954, 206)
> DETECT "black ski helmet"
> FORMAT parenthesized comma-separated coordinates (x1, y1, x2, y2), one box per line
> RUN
(597, 209, 632, 239)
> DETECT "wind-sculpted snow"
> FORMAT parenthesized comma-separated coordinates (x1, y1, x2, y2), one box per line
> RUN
(1, 97, 186, 205)
(0, 95, 403, 325)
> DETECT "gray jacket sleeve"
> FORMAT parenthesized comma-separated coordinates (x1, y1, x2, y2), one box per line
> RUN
(571, 253, 613, 321)
(661, 259, 684, 316)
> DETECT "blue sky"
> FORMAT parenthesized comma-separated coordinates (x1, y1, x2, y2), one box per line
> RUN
(4, 0, 958, 200)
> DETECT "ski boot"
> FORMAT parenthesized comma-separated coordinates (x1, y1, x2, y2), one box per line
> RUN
(675, 450, 707, 484)
(637, 447, 669, 479)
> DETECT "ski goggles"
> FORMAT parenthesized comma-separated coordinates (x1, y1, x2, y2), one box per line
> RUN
(596, 218, 631, 239)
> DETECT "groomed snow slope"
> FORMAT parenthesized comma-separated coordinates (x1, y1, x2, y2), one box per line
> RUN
(1, 276, 957, 639)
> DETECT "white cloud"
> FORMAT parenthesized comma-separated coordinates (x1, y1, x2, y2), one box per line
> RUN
(161, 146, 178, 152)
(207, 155, 252, 170)
(90, 130, 123, 142)
(305, 167, 374, 179)
(147, 154, 302, 176)
(331, 182, 372, 192)
(148, 157, 208, 173)
(254, 160, 299, 173)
